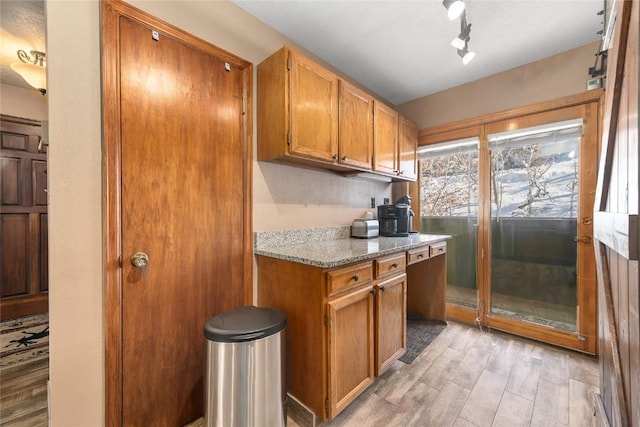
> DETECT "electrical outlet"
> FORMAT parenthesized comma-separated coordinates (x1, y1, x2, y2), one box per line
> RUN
(370, 197, 376, 208)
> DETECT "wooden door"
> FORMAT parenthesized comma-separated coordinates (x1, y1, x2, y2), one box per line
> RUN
(374, 273, 406, 375)
(592, 0, 638, 424)
(103, 2, 252, 425)
(338, 80, 373, 170)
(373, 101, 398, 176)
(327, 285, 374, 419)
(0, 116, 48, 320)
(398, 116, 418, 180)
(289, 51, 339, 162)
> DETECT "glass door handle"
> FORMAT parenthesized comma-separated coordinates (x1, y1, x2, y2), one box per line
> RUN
(574, 236, 592, 244)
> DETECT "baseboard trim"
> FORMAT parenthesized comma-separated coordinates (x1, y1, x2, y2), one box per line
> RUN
(287, 394, 320, 427)
(592, 392, 611, 427)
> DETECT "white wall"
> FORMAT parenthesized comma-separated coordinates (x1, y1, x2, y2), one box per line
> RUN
(46, 1, 103, 425)
(0, 83, 47, 120)
(397, 42, 600, 129)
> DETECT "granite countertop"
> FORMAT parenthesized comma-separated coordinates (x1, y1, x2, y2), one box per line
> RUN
(255, 233, 451, 269)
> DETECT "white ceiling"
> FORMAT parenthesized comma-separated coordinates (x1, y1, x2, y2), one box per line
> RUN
(0, 1, 604, 104)
(0, 0, 45, 90)
(232, 0, 605, 104)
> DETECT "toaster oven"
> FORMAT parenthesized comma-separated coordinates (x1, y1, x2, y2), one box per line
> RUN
(351, 219, 379, 239)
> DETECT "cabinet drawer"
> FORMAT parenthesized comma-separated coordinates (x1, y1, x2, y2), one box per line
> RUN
(327, 261, 372, 297)
(430, 242, 447, 257)
(406, 246, 430, 265)
(374, 253, 406, 279)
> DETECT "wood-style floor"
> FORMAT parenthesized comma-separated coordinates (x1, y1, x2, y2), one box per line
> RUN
(0, 321, 599, 427)
(0, 358, 48, 426)
(295, 321, 599, 427)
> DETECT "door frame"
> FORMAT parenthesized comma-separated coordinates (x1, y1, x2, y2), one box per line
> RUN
(416, 90, 603, 354)
(101, 1, 253, 424)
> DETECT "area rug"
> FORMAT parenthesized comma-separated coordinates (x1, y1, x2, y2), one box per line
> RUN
(399, 316, 447, 364)
(0, 313, 49, 369)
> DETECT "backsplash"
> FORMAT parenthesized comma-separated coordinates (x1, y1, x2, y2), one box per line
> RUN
(254, 226, 351, 249)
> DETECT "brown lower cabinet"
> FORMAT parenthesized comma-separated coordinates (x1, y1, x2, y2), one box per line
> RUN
(257, 251, 407, 421)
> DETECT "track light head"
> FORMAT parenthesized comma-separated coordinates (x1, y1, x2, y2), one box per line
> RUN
(443, 0, 465, 20)
(457, 46, 476, 65)
(451, 37, 466, 49)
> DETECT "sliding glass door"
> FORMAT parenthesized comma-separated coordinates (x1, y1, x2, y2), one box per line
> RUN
(418, 134, 480, 319)
(417, 102, 599, 353)
(488, 119, 582, 331)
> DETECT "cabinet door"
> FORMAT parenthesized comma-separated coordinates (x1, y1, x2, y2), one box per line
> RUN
(338, 81, 373, 170)
(398, 116, 418, 181)
(327, 286, 375, 419)
(373, 100, 399, 175)
(289, 51, 339, 162)
(375, 274, 407, 375)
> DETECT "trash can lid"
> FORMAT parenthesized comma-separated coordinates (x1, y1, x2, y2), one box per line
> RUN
(204, 305, 287, 343)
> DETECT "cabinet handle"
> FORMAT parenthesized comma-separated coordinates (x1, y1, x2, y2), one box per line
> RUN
(332, 154, 338, 160)
(398, 170, 404, 175)
(370, 289, 376, 296)
(342, 156, 347, 161)
(379, 286, 386, 292)
(352, 274, 359, 282)
(391, 263, 398, 268)
(417, 254, 424, 259)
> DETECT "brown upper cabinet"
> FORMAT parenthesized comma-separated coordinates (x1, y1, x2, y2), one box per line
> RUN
(338, 80, 374, 170)
(258, 47, 339, 164)
(372, 100, 399, 176)
(258, 46, 417, 181)
(398, 115, 418, 180)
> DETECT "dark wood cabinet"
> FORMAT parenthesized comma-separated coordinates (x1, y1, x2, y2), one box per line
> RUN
(1, 115, 48, 320)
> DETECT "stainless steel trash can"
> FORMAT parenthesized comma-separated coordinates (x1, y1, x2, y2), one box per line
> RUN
(204, 305, 287, 427)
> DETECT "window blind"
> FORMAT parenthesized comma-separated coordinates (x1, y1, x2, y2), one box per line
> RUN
(418, 136, 479, 159)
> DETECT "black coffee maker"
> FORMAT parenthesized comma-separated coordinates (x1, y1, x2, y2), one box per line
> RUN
(378, 196, 415, 237)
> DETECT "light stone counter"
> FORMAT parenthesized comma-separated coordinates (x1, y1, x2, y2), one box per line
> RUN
(255, 227, 450, 268)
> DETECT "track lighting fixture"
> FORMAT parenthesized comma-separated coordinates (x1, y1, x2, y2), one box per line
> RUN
(442, 0, 465, 20)
(443, 3, 475, 65)
(451, 15, 472, 49)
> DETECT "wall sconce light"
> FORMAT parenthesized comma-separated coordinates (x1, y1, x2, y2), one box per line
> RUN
(442, 0, 465, 21)
(10, 49, 47, 95)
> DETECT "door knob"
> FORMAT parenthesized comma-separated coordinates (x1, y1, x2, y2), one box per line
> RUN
(130, 252, 149, 268)
(574, 236, 592, 244)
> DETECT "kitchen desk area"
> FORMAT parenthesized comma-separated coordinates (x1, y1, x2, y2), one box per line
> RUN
(255, 227, 450, 425)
